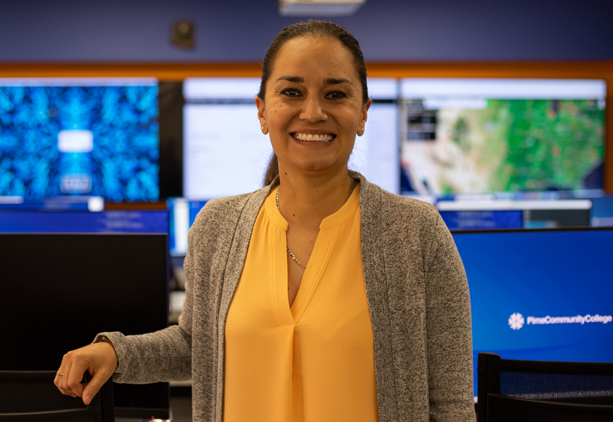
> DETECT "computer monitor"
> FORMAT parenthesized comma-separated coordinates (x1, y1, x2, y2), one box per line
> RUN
(439, 199, 592, 229)
(439, 209, 524, 230)
(590, 196, 613, 227)
(167, 197, 208, 256)
(182, 77, 400, 200)
(0, 210, 169, 234)
(349, 78, 399, 194)
(182, 77, 268, 200)
(400, 78, 606, 197)
(452, 227, 613, 396)
(0, 78, 159, 202)
(0, 233, 170, 419)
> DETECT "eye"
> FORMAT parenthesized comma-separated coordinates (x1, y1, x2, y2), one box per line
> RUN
(326, 91, 347, 100)
(281, 88, 302, 97)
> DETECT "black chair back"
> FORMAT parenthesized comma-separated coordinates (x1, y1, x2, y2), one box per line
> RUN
(0, 371, 114, 422)
(477, 352, 613, 422)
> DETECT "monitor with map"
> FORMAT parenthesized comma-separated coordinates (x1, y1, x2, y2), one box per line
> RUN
(400, 78, 606, 198)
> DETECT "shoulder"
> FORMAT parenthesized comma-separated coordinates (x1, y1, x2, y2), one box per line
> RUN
(381, 189, 439, 224)
(358, 176, 441, 232)
(356, 176, 450, 259)
(189, 187, 271, 245)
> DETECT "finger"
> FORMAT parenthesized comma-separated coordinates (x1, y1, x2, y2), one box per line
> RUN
(81, 369, 113, 406)
(66, 357, 86, 398)
(81, 382, 92, 405)
(60, 357, 73, 392)
(55, 358, 77, 398)
(54, 364, 64, 388)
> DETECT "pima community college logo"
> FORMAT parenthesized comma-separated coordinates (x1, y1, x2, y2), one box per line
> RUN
(509, 313, 525, 330)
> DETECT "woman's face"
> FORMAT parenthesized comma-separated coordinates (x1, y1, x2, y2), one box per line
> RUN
(256, 36, 371, 177)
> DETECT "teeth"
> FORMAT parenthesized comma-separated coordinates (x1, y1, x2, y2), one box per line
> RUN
(293, 133, 334, 142)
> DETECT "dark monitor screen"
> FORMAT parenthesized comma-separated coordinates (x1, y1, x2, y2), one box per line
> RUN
(452, 228, 613, 396)
(0, 234, 170, 419)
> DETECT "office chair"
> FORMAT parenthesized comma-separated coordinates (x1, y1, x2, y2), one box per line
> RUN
(477, 352, 613, 422)
(0, 371, 114, 422)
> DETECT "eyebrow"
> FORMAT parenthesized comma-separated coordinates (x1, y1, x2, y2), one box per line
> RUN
(324, 78, 354, 86)
(275, 76, 354, 86)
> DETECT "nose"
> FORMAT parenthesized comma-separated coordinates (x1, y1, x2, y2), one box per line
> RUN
(299, 95, 327, 122)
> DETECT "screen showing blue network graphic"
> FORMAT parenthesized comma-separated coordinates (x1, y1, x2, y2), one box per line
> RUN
(0, 78, 159, 201)
(452, 228, 613, 395)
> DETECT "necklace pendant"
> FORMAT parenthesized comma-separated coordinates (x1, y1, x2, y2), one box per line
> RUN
(276, 177, 355, 271)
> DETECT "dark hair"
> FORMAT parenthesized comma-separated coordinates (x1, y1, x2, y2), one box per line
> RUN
(260, 20, 369, 186)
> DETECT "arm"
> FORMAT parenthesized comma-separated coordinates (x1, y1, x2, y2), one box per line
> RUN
(94, 323, 192, 384)
(56, 281, 193, 404)
(424, 213, 475, 421)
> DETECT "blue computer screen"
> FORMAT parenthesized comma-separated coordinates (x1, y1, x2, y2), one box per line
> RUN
(0, 210, 168, 234)
(590, 196, 613, 227)
(167, 198, 207, 255)
(452, 228, 613, 395)
(0, 78, 159, 201)
(440, 210, 523, 230)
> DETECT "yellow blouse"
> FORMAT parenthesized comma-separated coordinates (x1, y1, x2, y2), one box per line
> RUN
(223, 185, 379, 422)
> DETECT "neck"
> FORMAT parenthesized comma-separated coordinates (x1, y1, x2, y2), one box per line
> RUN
(276, 166, 354, 230)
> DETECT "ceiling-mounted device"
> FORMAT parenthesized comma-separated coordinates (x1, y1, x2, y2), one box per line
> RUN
(279, 0, 366, 17)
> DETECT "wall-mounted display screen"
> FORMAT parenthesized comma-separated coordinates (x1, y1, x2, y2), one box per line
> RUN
(183, 77, 269, 200)
(0, 210, 168, 234)
(439, 199, 592, 229)
(349, 78, 399, 194)
(0, 78, 159, 202)
(590, 196, 613, 227)
(168, 197, 207, 256)
(182, 77, 399, 200)
(452, 228, 613, 396)
(400, 78, 606, 197)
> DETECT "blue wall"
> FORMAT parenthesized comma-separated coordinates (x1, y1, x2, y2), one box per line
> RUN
(1, 0, 612, 62)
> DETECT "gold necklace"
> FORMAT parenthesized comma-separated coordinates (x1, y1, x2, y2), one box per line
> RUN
(276, 178, 355, 270)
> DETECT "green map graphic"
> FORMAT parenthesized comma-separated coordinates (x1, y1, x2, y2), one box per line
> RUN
(403, 99, 605, 194)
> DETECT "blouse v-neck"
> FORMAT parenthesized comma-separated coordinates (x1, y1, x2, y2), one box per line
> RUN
(266, 185, 360, 325)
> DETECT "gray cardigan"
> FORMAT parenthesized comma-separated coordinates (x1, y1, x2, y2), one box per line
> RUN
(100, 172, 474, 422)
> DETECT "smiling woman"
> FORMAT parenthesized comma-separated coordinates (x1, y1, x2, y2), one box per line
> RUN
(257, 36, 369, 180)
(54, 20, 475, 422)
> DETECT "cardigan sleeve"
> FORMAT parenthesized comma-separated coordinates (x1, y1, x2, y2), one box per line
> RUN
(93, 324, 192, 384)
(423, 212, 475, 421)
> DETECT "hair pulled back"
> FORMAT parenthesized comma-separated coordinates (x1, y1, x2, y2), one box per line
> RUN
(260, 20, 369, 186)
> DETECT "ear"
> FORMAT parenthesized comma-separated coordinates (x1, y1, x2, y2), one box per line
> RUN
(255, 97, 268, 135)
(357, 98, 372, 136)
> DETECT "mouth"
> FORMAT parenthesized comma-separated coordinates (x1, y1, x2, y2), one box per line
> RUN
(291, 132, 336, 142)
